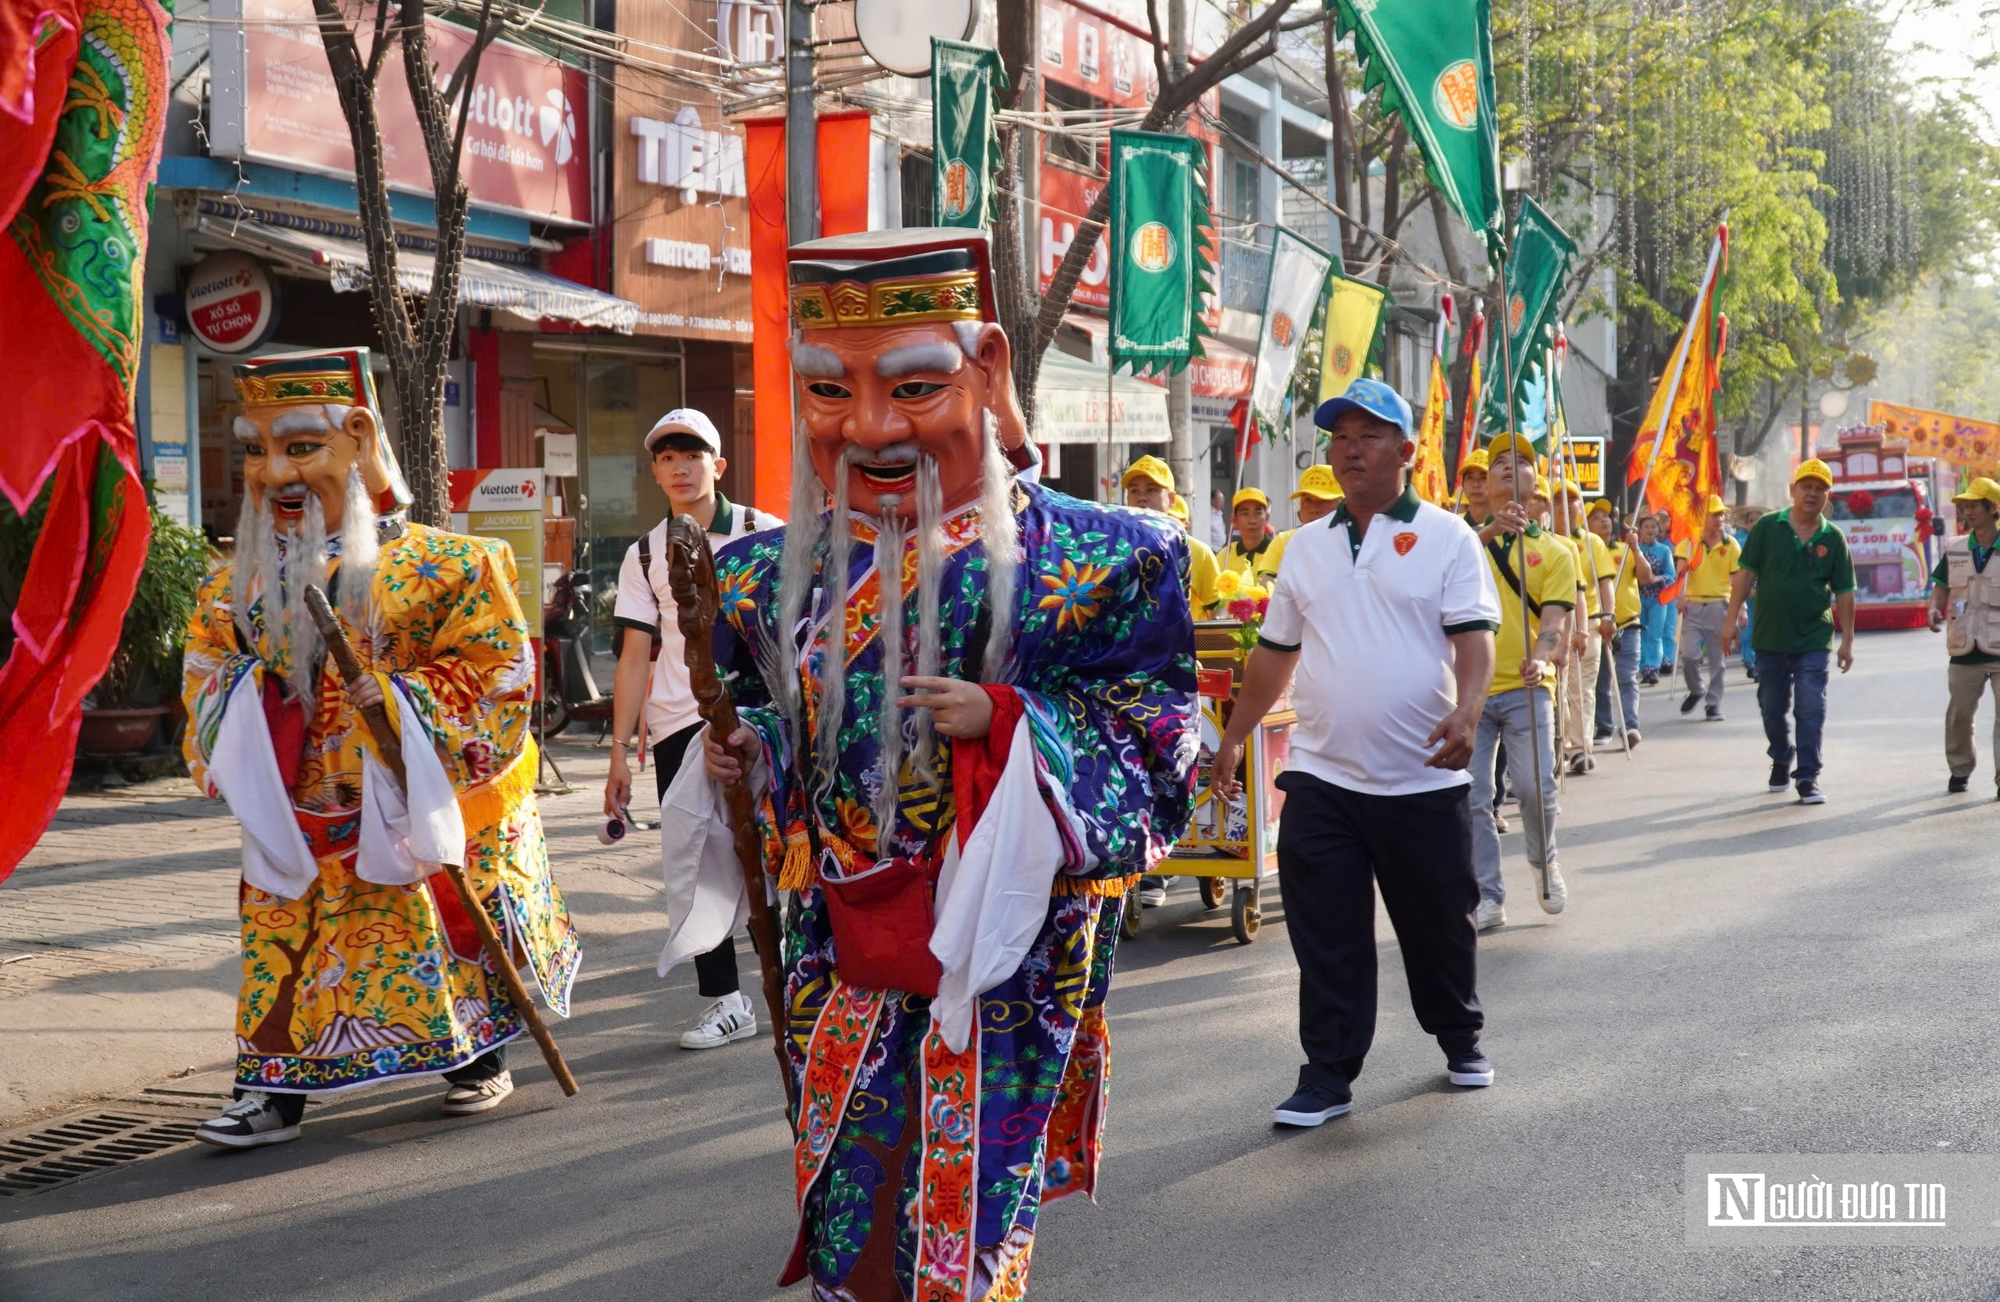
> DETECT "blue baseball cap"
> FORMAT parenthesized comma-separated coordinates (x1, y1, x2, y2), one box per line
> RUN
(1314, 377, 1413, 437)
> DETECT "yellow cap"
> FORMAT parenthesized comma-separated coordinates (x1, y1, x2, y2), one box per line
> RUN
(1232, 487, 1270, 510)
(1703, 493, 1729, 514)
(1794, 458, 1835, 485)
(1485, 431, 1539, 462)
(1167, 493, 1191, 526)
(1461, 448, 1490, 472)
(1953, 477, 2000, 506)
(1120, 454, 1174, 492)
(1528, 474, 1553, 500)
(1561, 477, 1584, 498)
(1588, 498, 1612, 515)
(1290, 465, 1343, 501)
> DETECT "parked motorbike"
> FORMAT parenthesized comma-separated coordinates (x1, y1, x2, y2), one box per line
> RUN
(538, 568, 614, 738)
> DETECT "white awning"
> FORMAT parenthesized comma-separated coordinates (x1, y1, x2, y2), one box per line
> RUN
(1034, 347, 1172, 446)
(193, 216, 639, 334)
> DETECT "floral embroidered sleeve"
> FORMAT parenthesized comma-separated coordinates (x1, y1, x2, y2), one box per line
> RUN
(1013, 503, 1199, 880)
(380, 533, 537, 789)
(711, 532, 798, 883)
(180, 568, 261, 796)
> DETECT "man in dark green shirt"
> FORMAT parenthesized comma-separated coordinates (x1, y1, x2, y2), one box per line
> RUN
(1723, 459, 1856, 805)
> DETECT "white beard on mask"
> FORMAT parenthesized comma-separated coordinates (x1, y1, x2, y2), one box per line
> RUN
(775, 427, 1020, 817)
(230, 465, 381, 702)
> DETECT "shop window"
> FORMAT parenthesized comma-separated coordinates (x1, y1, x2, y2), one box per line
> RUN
(1043, 80, 1106, 174)
(901, 150, 935, 226)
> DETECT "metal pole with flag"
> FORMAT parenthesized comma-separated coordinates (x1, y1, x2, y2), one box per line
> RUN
(1613, 222, 1731, 613)
(1413, 298, 1454, 504)
(1244, 227, 1335, 489)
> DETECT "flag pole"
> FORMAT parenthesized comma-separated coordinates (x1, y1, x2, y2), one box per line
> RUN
(1552, 333, 1632, 760)
(1603, 221, 1728, 633)
(1488, 238, 1555, 909)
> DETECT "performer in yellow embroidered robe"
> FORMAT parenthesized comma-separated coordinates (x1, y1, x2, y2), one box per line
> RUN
(181, 349, 579, 1148)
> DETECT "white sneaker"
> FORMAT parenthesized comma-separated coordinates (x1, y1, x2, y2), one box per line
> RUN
(1493, 812, 1510, 835)
(679, 992, 758, 1050)
(1474, 898, 1505, 932)
(1536, 861, 1567, 915)
(440, 1070, 515, 1115)
(196, 1091, 301, 1149)
(1137, 876, 1168, 908)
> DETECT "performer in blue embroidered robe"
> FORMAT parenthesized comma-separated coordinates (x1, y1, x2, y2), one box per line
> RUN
(657, 229, 1196, 1302)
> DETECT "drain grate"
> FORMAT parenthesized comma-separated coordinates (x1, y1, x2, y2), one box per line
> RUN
(0, 1106, 209, 1197)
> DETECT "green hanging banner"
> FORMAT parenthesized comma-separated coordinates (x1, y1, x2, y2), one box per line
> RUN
(1480, 196, 1576, 443)
(1331, 0, 1504, 262)
(931, 39, 1007, 229)
(1108, 130, 1214, 375)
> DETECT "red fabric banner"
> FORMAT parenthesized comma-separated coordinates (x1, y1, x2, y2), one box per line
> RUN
(0, 0, 169, 880)
(744, 111, 874, 519)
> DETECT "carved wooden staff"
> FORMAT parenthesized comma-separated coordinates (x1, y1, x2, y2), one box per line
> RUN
(662, 515, 791, 1095)
(303, 584, 580, 1097)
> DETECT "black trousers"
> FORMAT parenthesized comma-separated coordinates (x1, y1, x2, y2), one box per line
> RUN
(1275, 772, 1483, 1090)
(655, 722, 742, 999)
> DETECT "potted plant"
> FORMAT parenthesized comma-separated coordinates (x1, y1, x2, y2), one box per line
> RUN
(76, 500, 215, 756)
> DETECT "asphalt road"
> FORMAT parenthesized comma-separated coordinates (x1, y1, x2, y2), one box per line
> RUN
(5, 629, 2000, 1301)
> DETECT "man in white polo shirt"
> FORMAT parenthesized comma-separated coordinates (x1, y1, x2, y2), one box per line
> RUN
(606, 408, 782, 1049)
(1213, 378, 1502, 1128)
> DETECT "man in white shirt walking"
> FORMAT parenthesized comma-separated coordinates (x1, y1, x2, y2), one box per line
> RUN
(606, 409, 782, 1049)
(1213, 379, 1502, 1128)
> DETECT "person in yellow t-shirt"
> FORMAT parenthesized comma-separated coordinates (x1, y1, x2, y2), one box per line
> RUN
(1221, 486, 1291, 584)
(1456, 447, 1490, 523)
(1555, 480, 1617, 774)
(1121, 454, 1219, 620)
(1674, 494, 1741, 720)
(1289, 463, 1344, 527)
(1588, 498, 1655, 747)
(1468, 433, 1575, 929)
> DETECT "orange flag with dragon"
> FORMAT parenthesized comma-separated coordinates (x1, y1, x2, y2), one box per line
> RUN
(1627, 226, 1729, 603)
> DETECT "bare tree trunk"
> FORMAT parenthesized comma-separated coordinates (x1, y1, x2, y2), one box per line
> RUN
(1025, 0, 1304, 395)
(1324, 19, 1360, 267)
(310, 0, 501, 527)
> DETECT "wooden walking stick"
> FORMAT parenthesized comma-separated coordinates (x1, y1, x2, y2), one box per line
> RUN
(303, 585, 580, 1097)
(661, 515, 792, 1096)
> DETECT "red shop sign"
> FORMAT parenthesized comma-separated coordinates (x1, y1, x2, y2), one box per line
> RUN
(212, 0, 591, 225)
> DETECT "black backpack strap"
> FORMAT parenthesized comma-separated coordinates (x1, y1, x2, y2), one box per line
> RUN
(1486, 537, 1543, 619)
(633, 531, 664, 661)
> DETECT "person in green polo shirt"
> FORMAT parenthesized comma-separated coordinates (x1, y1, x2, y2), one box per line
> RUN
(1724, 458, 1856, 805)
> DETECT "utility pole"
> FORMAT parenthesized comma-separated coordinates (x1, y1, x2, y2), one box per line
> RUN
(1165, 0, 1198, 530)
(785, 0, 817, 243)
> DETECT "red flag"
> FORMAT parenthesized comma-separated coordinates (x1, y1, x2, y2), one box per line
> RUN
(0, 0, 171, 881)
(1456, 303, 1486, 486)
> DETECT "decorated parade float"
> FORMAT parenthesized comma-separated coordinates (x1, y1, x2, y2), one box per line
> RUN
(1820, 422, 1946, 630)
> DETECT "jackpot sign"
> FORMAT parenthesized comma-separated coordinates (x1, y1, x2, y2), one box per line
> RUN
(208, 0, 591, 225)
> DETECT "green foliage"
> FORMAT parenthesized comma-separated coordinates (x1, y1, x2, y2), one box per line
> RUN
(97, 495, 216, 707)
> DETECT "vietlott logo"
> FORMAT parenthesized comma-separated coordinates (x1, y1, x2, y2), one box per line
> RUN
(1707, 1172, 1947, 1229)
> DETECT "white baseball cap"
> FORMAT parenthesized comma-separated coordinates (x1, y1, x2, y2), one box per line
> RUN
(643, 408, 722, 456)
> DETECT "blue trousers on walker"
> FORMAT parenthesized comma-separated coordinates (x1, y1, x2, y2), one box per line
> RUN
(1641, 597, 1678, 672)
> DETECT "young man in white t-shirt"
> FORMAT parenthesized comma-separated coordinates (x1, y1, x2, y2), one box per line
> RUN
(606, 408, 782, 1049)
(1213, 379, 1502, 1128)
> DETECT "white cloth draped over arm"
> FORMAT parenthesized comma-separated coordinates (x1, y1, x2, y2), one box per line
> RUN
(355, 679, 467, 886)
(657, 725, 753, 977)
(205, 669, 321, 901)
(928, 713, 1064, 1054)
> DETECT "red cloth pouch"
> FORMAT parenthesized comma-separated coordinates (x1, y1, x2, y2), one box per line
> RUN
(820, 850, 942, 997)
